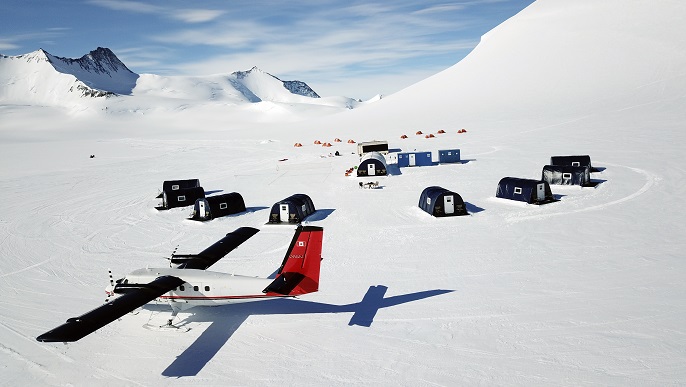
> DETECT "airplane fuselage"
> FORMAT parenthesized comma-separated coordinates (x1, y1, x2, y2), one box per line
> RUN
(117, 268, 288, 306)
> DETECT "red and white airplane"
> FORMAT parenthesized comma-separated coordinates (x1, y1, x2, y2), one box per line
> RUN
(37, 225, 323, 342)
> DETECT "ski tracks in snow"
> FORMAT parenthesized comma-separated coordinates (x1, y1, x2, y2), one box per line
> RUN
(506, 162, 658, 223)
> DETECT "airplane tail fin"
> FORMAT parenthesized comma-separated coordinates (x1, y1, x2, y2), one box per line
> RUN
(264, 225, 323, 296)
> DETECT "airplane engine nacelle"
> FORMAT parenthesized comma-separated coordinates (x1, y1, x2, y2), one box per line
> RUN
(169, 254, 200, 269)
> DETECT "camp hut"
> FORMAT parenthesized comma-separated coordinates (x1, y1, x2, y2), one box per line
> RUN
(191, 192, 246, 221)
(542, 165, 592, 186)
(419, 186, 468, 217)
(550, 155, 598, 171)
(269, 194, 316, 224)
(438, 149, 461, 164)
(157, 179, 201, 198)
(161, 186, 205, 210)
(397, 151, 432, 167)
(495, 177, 555, 205)
(357, 152, 388, 176)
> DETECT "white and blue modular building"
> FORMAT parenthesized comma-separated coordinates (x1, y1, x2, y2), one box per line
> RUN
(397, 149, 461, 167)
(397, 151, 432, 167)
(438, 149, 461, 164)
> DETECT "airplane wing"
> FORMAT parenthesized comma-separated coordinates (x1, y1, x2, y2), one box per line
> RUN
(36, 275, 184, 343)
(173, 227, 259, 270)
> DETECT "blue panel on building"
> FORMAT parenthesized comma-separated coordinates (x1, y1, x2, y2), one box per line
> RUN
(438, 149, 461, 164)
(397, 152, 433, 167)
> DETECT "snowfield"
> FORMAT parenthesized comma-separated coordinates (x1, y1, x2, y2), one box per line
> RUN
(1, 0, 686, 385)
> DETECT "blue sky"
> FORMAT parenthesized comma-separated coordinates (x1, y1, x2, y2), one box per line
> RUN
(0, 0, 534, 99)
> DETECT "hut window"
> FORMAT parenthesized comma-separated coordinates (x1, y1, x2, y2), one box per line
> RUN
(178, 195, 186, 201)
(514, 187, 522, 194)
(179, 285, 185, 291)
(219, 203, 228, 210)
(193, 286, 199, 291)
(204, 286, 210, 291)
(562, 173, 572, 179)
(426, 198, 431, 205)
(572, 162, 580, 166)
(172, 184, 180, 190)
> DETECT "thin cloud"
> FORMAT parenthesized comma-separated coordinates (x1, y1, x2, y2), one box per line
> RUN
(413, 4, 467, 15)
(88, 0, 224, 24)
(169, 9, 226, 23)
(0, 29, 69, 53)
(87, 0, 160, 14)
(0, 41, 20, 51)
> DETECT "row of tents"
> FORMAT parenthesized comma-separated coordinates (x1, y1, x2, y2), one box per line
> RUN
(420, 155, 600, 217)
(418, 179, 553, 218)
(155, 156, 597, 221)
(156, 179, 317, 224)
(496, 155, 599, 205)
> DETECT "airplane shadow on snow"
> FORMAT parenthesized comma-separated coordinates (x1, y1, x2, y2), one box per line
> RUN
(161, 285, 453, 377)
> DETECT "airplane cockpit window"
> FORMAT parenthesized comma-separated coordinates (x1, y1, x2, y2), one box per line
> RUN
(179, 285, 185, 291)
(193, 286, 199, 291)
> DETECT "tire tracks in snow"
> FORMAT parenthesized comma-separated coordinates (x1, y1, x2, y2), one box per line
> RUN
(0, 257, 57, 279)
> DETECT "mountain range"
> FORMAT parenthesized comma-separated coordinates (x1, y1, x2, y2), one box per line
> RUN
(0, 47, 361, 114)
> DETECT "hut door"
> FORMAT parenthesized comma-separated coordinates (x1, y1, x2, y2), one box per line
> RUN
(444, 195, 454, 214)
(367, 163, 375, 176)
(537, 184, 545, 201)
(409, 153, 416, 166)
(198, 200, 207, 218)
(280, 204, 289, 222)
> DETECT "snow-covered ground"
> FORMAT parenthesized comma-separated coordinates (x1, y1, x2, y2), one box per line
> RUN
(1, 0, 686, 385)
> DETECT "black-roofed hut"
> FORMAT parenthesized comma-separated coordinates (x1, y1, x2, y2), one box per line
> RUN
(357, 152, 388, 176)
(495, 177, 555, 205)
(269, 194, 316, 224)
(418, 186, 468, 217)
(542, 165, 592, 186)
(191, 192, 246, 221)
(161, 186, 205, 210)
(163, 179, 200, 192)
(157, 179, 201, 198)
(550, 155, 598, 172)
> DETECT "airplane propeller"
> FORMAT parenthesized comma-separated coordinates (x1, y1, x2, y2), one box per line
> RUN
(166, 245, 179, 264)
(105, 269, 115, 303)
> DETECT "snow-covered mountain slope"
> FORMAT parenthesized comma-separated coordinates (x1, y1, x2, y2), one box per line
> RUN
(1, 0, 686, 386)
(328, 0, 686, 133)
(0, 49, 117, 107)
(232, 66, 320, 100)
(45, 47, 139, 95)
